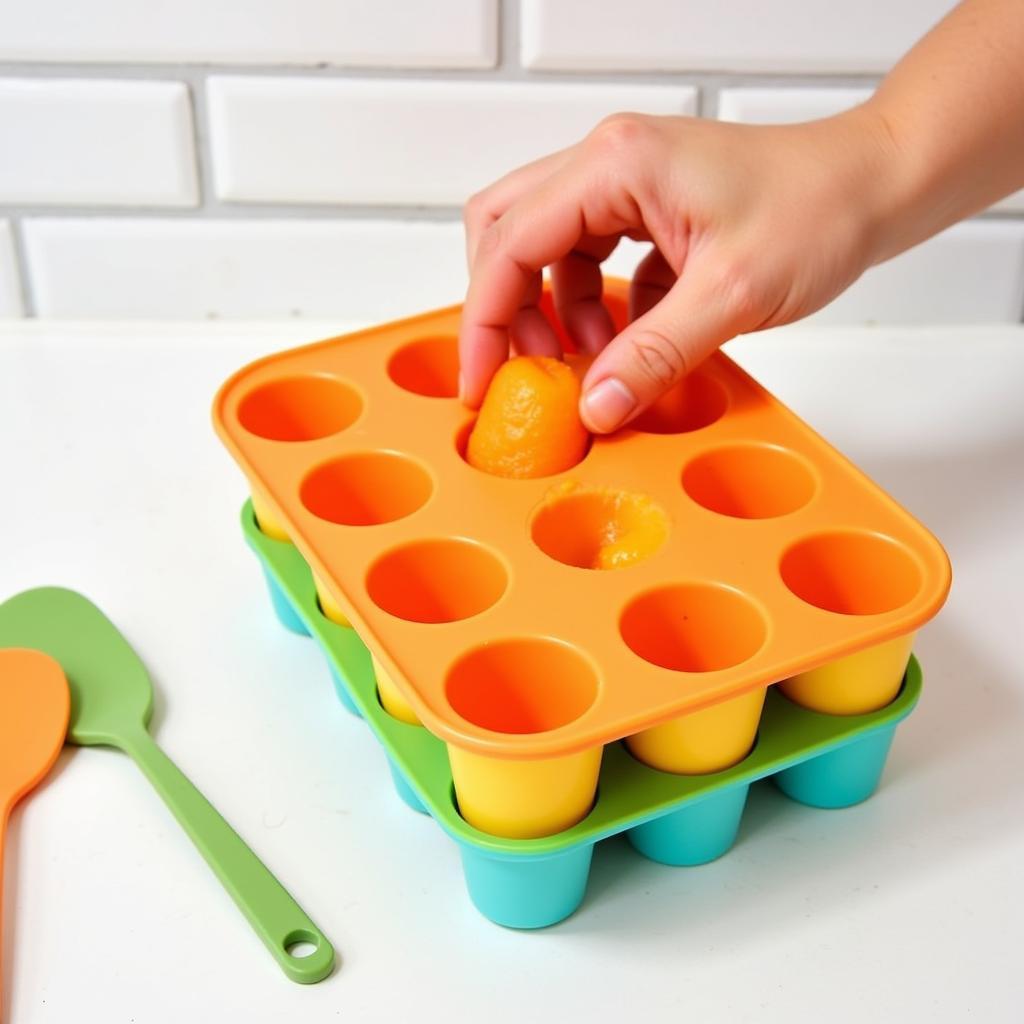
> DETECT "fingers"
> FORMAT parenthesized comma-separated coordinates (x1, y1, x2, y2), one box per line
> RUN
(459, 161, 641, 406)
(580, 256, 760, 433)
(509, 271, 563, 360)
(550, 234, 620, 355)
(463, 149, 571, 269)
(629, 246, 676, 320)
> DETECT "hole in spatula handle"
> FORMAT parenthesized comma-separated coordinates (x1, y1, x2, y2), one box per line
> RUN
(284, 929, 319, 959)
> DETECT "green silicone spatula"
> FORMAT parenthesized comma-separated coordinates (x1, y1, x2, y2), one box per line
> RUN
(0, 587, 334, 984)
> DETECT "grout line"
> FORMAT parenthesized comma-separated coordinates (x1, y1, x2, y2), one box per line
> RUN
(3, 197, 1022, 222)
(8, 218, 38, 317)
(974, 208, 1024, 223)
(3, 204, 1023, 225)
(697, 82, 717, 119)
(500, 0, 520, 73)
(188, 76, 211, 208)
(0, 60, 884, 89)
(1, 202, 467, 221)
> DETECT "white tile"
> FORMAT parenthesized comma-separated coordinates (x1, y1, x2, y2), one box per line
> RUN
(208, 78, 697, 206)
(809, 221, 1024, 324)
(717, 87, 873, 124)
(0, 79, 197, 207)
(523, 0, 957, 72)
(0, 221, 25, 317)
(0, 0, 497, 67)
(23, 218, 468, 320)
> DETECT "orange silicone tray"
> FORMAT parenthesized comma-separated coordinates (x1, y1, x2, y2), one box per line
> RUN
(213, 279, 951, 761)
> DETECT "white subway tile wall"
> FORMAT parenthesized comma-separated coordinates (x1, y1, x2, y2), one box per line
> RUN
(208, 79, 697, 206)
(0, 221, 23, 316)
(522, 0, 958, 72)
(0, 0, 1020, 323)
(0, 0, 498, 67)
(0, 79, 198, 206)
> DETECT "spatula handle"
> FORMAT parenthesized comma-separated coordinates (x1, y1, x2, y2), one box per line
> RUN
(120, 729, 334, 983)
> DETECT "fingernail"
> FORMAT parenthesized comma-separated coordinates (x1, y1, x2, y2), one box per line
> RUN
(581, 377, 637, 433)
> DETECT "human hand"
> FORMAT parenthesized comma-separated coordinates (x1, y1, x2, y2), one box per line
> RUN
(459, 107, 896, 432)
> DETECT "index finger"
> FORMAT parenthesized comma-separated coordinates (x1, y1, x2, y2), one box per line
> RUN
(458, 162, 637, 407)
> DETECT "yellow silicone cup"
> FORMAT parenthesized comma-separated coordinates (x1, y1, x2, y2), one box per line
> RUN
(309, 561, 421, 724)
(625, 687, 767, 774)
(251, 489, 289, 542)
(443, 637, 604, 837)
(448, 745, 603, 840)
(778, 633, 915, 715)
(373, 655, 421, 725)
(312, 571, 352, 628)
(313, 565, 422, 725)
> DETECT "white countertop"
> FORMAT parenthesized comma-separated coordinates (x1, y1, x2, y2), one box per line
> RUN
(1, 319, 1022, 1023)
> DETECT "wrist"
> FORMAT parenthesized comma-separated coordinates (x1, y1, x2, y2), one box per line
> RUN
(832, 98, 943, 268)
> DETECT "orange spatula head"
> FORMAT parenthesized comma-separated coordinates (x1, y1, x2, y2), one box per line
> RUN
(0, 648, 70, 1010)
(0, 648, 69, 806)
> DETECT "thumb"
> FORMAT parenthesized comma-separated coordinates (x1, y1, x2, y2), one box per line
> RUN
(579, 263, 756, 433)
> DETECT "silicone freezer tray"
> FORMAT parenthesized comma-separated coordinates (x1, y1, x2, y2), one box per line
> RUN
(245, 501, 923, 929)
(213, 280, 949, 764)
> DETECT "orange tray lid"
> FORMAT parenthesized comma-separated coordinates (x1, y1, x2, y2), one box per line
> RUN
(213, 279, 951, 760)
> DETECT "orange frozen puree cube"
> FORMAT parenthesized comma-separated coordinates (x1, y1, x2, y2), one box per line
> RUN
(466, 356, 589, 479)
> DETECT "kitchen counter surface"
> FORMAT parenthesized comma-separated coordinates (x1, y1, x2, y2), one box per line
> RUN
(1, 319, 1022, 1023)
